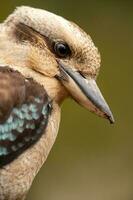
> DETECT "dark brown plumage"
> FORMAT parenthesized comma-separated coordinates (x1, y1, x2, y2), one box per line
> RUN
(0, 67, 51, 167)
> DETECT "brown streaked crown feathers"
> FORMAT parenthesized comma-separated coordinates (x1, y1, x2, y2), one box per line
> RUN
(0, 6, 114, 200)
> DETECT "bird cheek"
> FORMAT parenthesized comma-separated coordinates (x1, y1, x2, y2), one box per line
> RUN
(31, 56, 59, 77)
(39, 62, 59, 77)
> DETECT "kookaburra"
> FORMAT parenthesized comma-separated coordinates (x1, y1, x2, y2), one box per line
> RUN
(0, 6, 114, 200)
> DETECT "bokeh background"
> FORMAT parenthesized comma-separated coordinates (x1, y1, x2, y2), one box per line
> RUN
(0, 1, 133, 200)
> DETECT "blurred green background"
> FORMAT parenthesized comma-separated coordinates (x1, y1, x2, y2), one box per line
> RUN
(0, 1, 133, 200)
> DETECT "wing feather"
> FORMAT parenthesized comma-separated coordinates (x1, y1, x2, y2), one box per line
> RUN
(0, 66, 52, 167)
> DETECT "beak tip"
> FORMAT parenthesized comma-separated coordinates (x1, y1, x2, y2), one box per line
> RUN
(109, 116, 115, 124)
(106, 112, 115, 124)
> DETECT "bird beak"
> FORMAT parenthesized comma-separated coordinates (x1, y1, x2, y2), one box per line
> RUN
(56, 61, 114, 124)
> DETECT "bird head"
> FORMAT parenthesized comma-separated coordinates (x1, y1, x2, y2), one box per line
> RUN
(3, 6, 114, 123)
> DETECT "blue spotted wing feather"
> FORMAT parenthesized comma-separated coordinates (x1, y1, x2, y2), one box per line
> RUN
(0, 67, 52, 167)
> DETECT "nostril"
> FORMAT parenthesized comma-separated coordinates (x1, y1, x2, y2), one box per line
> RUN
(78, 71, 86, 79)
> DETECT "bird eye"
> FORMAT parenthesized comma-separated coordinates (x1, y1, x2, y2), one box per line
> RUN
(54, 42, 71, 58)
